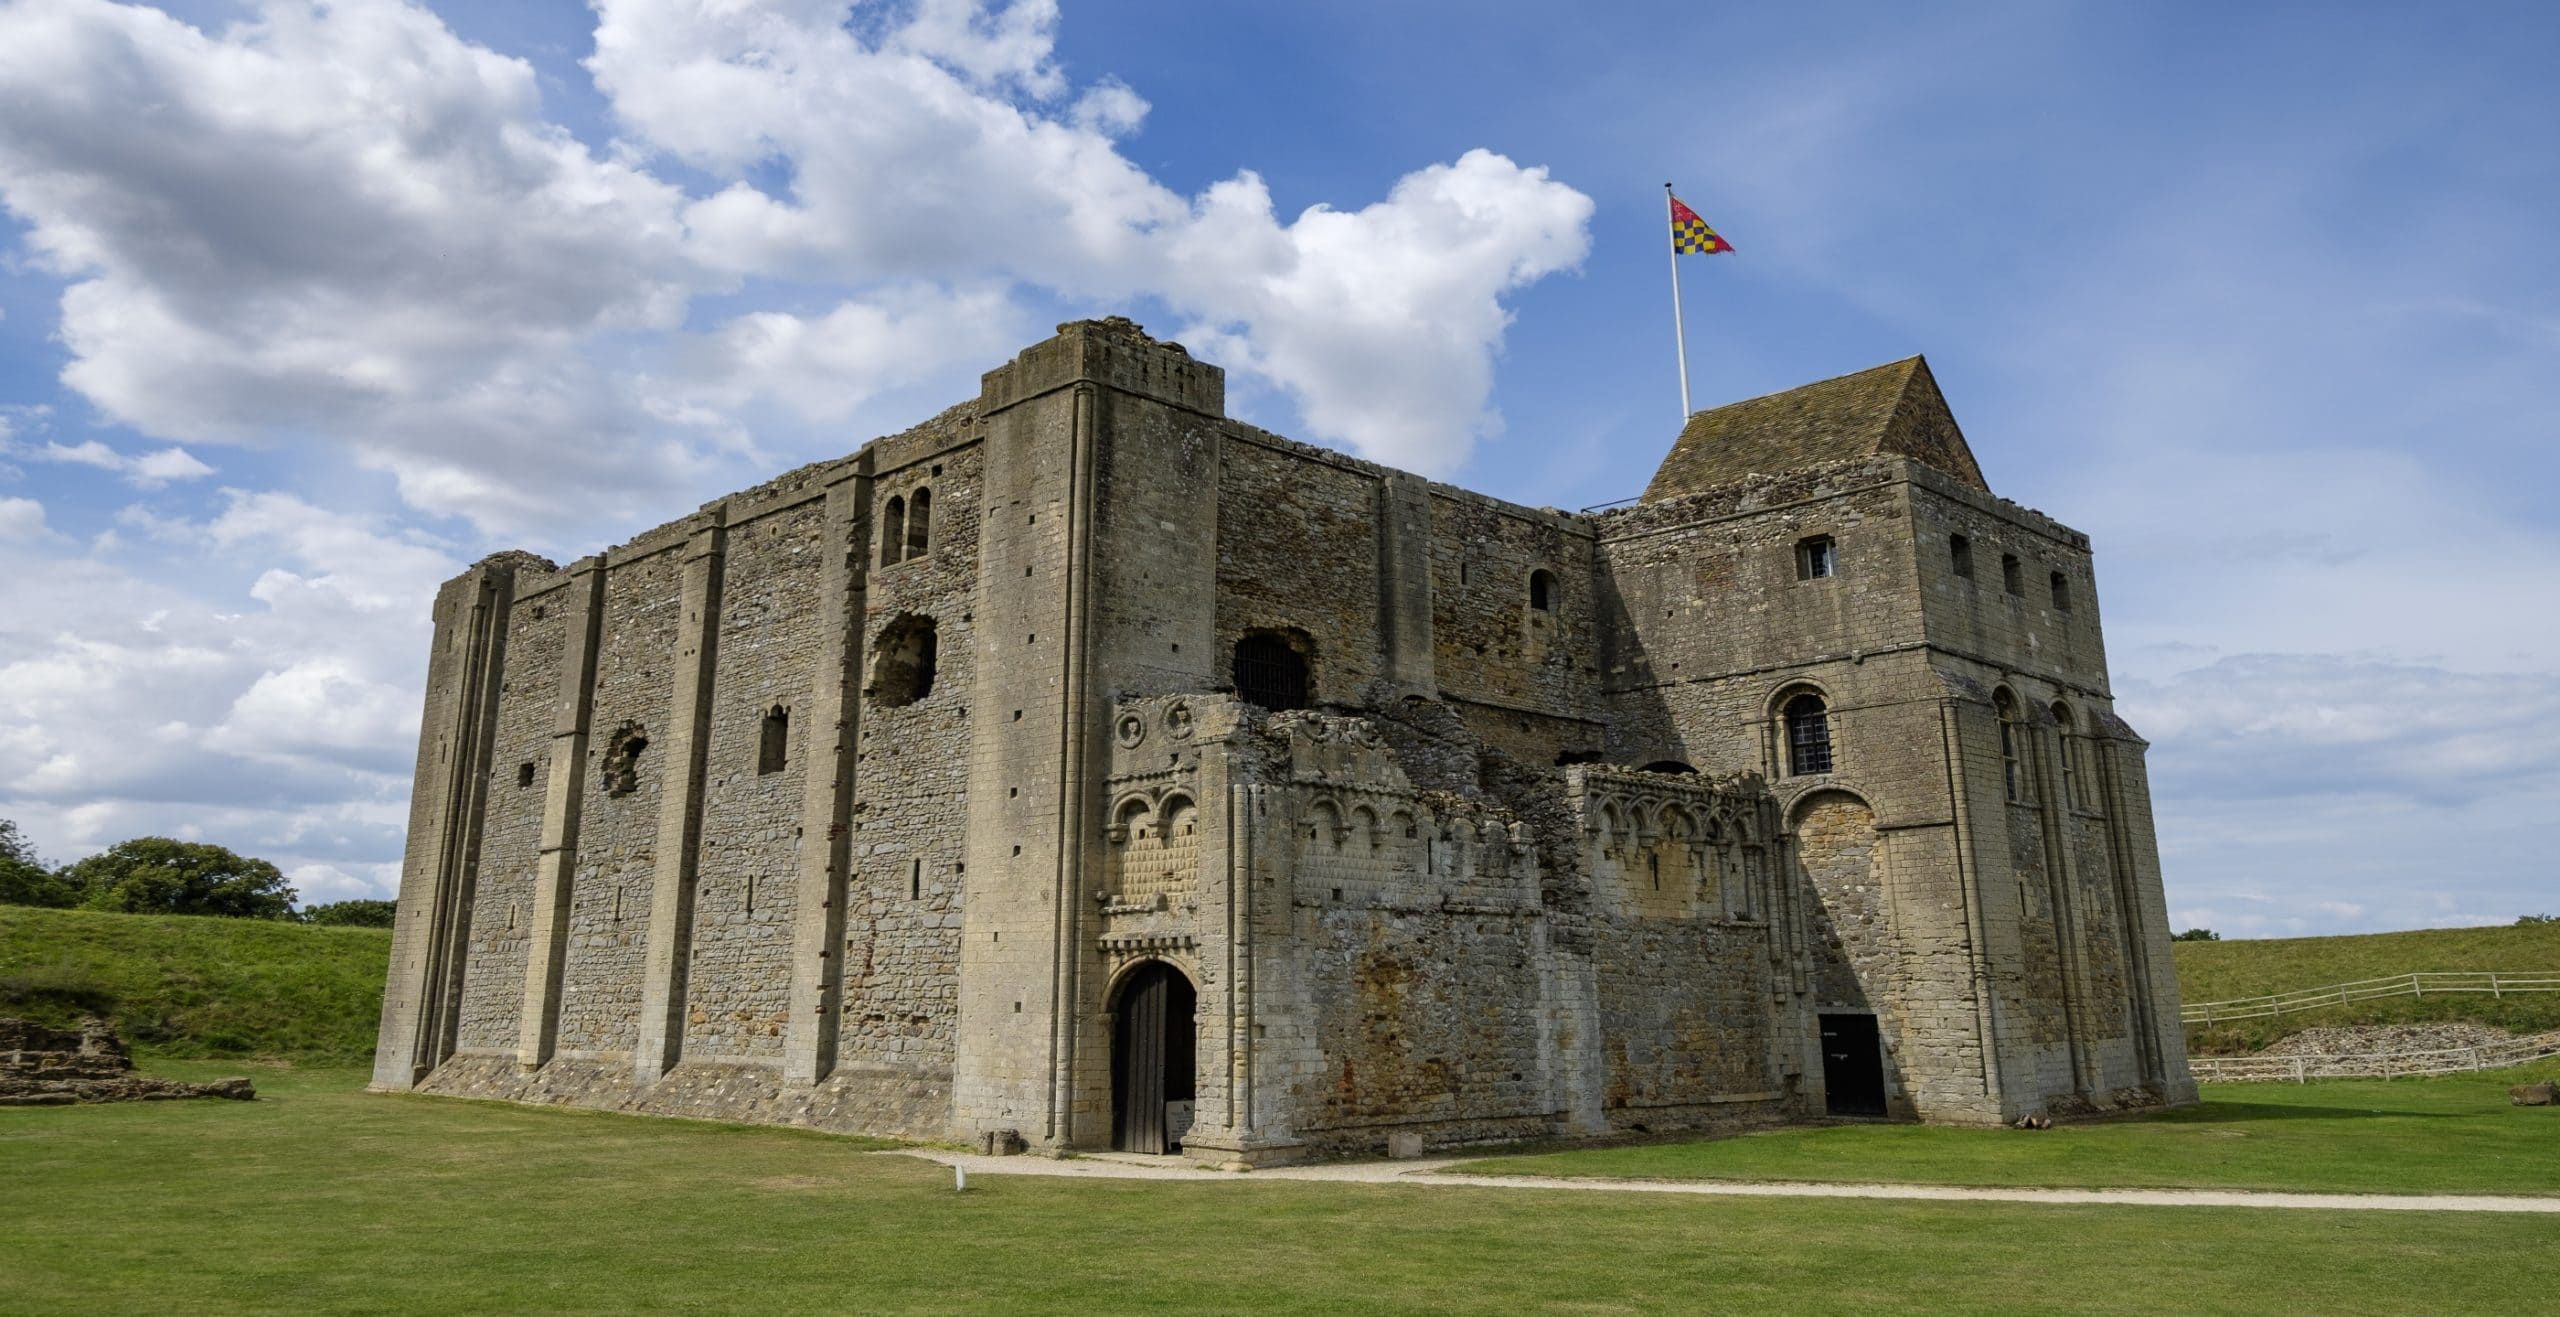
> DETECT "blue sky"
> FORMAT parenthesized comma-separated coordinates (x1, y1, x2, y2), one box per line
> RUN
(1, 0, 2553, 935)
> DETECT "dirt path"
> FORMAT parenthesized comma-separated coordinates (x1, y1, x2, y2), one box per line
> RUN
(895, 1150, 2560, 1213)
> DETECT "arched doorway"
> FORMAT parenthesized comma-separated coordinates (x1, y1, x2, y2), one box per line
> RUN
(1110, 961, 1198, 1154)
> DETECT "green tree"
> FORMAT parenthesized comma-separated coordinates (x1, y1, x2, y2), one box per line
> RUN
(2519, 914, 2558, 927)
(2171, 927, 2221, 942)
(61, 838, 297, 920)
(302, 899, 397, 928)
(0, 818, 78, 908)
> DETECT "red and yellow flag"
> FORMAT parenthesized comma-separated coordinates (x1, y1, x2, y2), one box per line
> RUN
(1669, 194, 1734, 254)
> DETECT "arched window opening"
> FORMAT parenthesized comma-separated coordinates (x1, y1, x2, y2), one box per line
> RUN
(1232, 631, 1311, 712)
(2001, 552, 2023, 597)
(1640, 759, 1698, 775)
(1950, 533, 1974, 580)
(1783, 693, 1832, 777)
(758, 705, 789, 775)
(869, 615, 939, 707)
(880, 495, 907, 567)
(1528, 569, 1556, 612)
(907, 487, 933, 559)
(2050, 570, 2071, 612)
(1996, 689, 2028, 804)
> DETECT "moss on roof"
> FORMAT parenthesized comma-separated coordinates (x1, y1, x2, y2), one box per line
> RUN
(1641, 356, 1989, 500)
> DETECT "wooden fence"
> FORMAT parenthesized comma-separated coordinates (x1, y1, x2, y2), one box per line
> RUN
(2188, 1031, 2560, 1083)
(2181, 971, 2560, 1025)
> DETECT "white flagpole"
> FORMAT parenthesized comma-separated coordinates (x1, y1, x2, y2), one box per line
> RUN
(1665, 183, 1693, 421)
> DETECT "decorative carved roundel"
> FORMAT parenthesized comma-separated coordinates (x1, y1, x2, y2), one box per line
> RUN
(1163, 700, 1194, 741)
(1114, 712, 1148, 748)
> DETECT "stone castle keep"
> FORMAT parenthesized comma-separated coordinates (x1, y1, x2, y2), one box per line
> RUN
(375, 317, 2196, 1161)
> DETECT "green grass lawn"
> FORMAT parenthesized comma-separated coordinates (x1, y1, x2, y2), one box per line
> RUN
(0, 904, 387, 1062)
(2176, 922, 2560, 1054)
(1452, 1067, 2560, 1196)
(0, 1064, 2551, 1315)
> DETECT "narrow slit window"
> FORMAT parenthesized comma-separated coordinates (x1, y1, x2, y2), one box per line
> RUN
(2002, 553, 2024, 596)
(1950, 534, 1973, 580)
(1797, 536, 1838, 580)
(1997, 689, 2029, 804)
(1528, 569, 1556, 612)
(1784, 693, 1832, 776)
(2052, 702, 2077, 808)
(758, 705, 789, 775)
(2050, 570, 2072, 612)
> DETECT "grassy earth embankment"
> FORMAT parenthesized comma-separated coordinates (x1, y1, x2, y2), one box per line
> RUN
(5, 903, 2558, 1064)
(1, 1062, 2552, 1315)
(2175, 922, 2560, 1054)
(0, 904, 387, 1063)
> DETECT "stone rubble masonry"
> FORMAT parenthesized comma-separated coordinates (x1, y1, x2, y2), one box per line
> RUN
(0, 1017, 255, 1105)
(380, 318, 2195, 1159)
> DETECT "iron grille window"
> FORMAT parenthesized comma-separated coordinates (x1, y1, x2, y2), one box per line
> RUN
(1233, 633, 1310, 712)
(1784, 694, 1832, 776)
(1797, 536, 1838, 580)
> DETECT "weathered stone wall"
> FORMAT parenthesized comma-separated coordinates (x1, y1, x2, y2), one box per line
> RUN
(451, 570, 567, 1051)
(679, 500, 822, 1061)
(552, 543, 682, 1057)
(838, 432, 977, 1089)
(1215, 437, 1386, 704)
(1426, 492, 1599, 762)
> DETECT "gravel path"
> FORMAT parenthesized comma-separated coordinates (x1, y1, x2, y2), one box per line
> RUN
(894, 1150, 2560, 1214)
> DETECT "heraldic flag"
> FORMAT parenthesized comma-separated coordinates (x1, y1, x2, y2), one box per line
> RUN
(1669, 194, 1734, 254)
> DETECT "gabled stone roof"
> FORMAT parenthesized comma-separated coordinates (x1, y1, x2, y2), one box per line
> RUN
(1641, 356, 1990, 500)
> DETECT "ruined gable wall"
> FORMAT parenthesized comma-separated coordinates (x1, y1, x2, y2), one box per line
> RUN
(1253, 719, 1554, 1157)
(1573, 768, 1793, 1125)
(451, 566, 568, 1051)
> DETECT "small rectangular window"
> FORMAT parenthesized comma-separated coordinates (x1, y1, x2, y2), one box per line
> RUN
(757, 706, 789, 775)
(1796, 536, 1838, 581)
(1950, 534, 1973, 580)
(2002, 553, 2023, 596)
(2050, 571, 2072, 612)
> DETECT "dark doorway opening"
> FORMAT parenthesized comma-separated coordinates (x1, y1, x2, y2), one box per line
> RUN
(1818, 1013, 1887, 1116)
(1111, 961, 1198, 1154)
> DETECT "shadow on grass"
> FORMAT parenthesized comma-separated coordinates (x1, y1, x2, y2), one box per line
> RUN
(2152, 1100, 2470, 1124)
